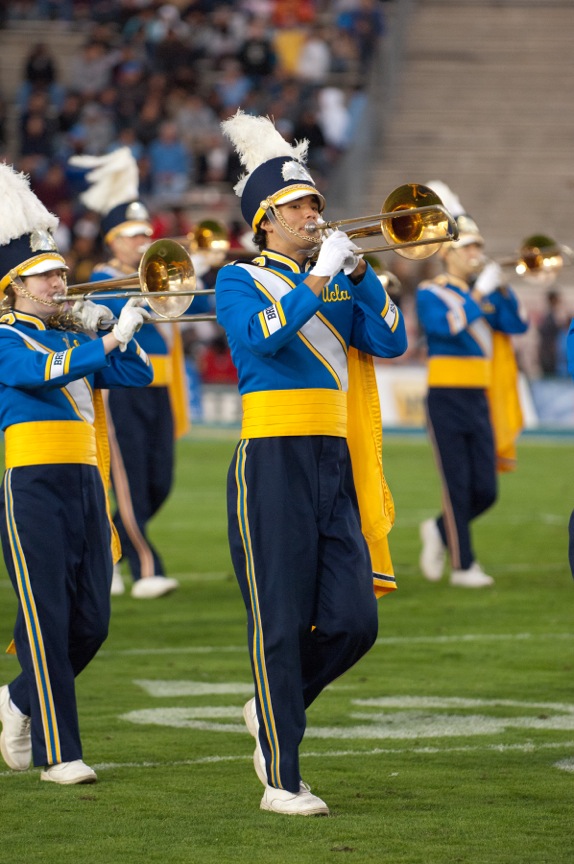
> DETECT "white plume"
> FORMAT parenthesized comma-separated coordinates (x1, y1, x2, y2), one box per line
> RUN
(425, 180, 466, 218)
(221, 110, 309, 196)
(69, 147, 140, 216)
(0, 163, 58, 245)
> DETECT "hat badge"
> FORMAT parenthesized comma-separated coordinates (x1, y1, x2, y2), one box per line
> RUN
(30, 229, 57, 252)
(282, 160, 314, 184)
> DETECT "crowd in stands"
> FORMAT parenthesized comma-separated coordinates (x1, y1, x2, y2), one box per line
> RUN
(0, 1, 390, 400)
(1, 1, 389, 270)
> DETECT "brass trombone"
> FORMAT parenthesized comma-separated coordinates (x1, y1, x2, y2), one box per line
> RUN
(304, 183, 459, 260)
(499, 234, 572, 281)
(59, 239, 216, 322)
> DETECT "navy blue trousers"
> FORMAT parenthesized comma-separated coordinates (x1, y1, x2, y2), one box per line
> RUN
(228, 436, 379, 793)
(107, 386, 174, 581)
(426, 387, 497, 570)
(0, 464, 112, 766)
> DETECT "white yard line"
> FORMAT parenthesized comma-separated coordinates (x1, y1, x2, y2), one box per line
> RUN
(2, 739, 574, 779)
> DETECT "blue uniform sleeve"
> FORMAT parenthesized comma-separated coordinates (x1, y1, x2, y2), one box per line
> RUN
(348, 266, 407, 358)
(482, 286, 529, 335)
(416, 284, 484, 337)
(217, 262, 407, 361)
(0, 330, 152, 390)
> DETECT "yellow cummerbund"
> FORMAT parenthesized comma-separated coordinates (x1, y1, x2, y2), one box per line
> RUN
(428, 356, 492, 388)
(149, 354, 173, 387)
(4, 421, 98, 468)
(241, 389, 347, 438)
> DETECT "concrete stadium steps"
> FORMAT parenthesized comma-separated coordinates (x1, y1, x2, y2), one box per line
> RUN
(0, 22, 87, 156)
(364, 0, 574, 261)
(0, 22, 86, 97)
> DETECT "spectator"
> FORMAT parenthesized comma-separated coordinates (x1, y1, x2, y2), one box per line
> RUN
(213, 58, 253, 111)
(538, 289, 570, 378)
(197, 332, 238, 385)
(67, 40, 122, 98)
(336, 0, 386, 73)
(173, 91, 220, 155)
(237, 18, 277, 84)
(147, 120, 192, 199)
(316, 86, 350, 150)
(294, 26, 332, 83)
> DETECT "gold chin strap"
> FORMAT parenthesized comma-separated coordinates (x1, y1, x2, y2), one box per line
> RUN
(261, 200, 320, 253)
(9, 268, 83, 331)
(9, 269, 61, 309)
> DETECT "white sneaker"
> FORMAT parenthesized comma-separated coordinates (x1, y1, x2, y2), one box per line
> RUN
(243, 697, 267, 786)
(131, 576, 179, 599)
(0, 685, 31, 771)
(41, 759, 97, 785)
(110, 566, 125, 596)
(450, 562, 494, 588)
(419, 519, 446, 581)
(261, 783, 329, 816)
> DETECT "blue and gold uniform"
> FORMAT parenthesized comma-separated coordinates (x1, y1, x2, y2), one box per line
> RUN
(217, 248, 406, 794)
(416, 270, 528, 571)
(67, 147, 186, 597)
(0, 310, 152, 768)
(90, 262, 188, 586)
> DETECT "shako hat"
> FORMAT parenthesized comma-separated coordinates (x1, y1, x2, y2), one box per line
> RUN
(0, 163, 67, 296)
(68, 147, 153, 244)
(221, 110, 325, 233)
(426, 180, 484, 249)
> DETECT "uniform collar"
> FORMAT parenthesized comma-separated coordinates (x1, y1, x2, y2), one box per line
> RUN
(445, 273, 471, 292)
(254, 249, 308, 274)
(0, 310, 48, 329)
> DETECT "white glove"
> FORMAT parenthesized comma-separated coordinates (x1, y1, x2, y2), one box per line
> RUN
(72, 299, 114, 331)
(474, 261, 503, 296)
(309, 230, 361, 280)
(112, 298, 151, 351)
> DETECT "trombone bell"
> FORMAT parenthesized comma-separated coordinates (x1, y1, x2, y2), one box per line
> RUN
(516, 235, 564, 276)
(61, 239, 201, 320)
(139, 238, 197, 317)
(377, 184, 455, 260)
(499, 234, 572, 287)
(306, 183, 457, 260)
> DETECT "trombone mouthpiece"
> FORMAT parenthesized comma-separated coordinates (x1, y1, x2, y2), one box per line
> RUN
(304, 221, 319, 234)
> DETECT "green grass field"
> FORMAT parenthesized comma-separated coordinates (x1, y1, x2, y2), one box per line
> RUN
(1, 432, 573, 864)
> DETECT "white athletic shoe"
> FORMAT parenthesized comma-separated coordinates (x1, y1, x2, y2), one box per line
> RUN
(110, 566, 125, 596)
(131, 576, 179, 599)
(450, 562, 494, 588)
(243, 697, 267, 786)
(261, 782, 329, 816)
(41, 759, 97, 785)
(0, 684, 31, 771)
(419, 519, 446, 581)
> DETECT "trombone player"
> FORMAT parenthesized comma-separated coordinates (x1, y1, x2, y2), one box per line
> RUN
(417, 181, 529, 588)
(68, 147, 185, 600)
(216, 110, 407, 816)
(0, 163, 152, 784)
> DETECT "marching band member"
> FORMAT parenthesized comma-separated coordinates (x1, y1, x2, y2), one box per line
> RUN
(0, 163, 152, 784)
(216, 111, 406, 815)
(417, 181, 529, 588)
(68, 148, 187, 599)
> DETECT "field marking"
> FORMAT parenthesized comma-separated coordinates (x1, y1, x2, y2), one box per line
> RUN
(121, 691, 574, 740)
(135, 680, 253, 697)
(2, 740, 574, 779)
(120, 696, 574, 738)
